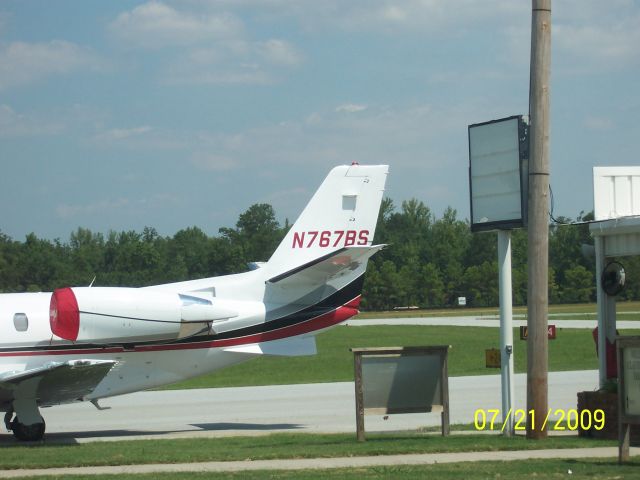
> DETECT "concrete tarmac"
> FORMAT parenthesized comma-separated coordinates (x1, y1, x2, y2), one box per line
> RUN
(344, 317, 640, 329)
(17, 370, 600, 444)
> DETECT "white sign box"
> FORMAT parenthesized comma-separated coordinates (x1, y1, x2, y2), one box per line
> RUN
(469, 116, 528, 232)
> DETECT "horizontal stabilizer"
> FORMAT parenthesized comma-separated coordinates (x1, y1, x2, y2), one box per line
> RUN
(267, 245, 385, 286)
(223, 336, 317, 356)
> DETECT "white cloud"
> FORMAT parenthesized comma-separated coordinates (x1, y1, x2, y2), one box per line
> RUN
(190, 152, 237, 171)
(110, 2, 303, 85)
(176, 102, 487, 219)
(109, 1, 244, 48)
(257, 39, 303, 66)
(163, 64, 273, 86)
(198, 0, 636, 75)
(161, 38, 301, 85)
(261, 186, 309, 216)
(0, 104, 65, 137)
(336, 103, 368, 113)
(56, 198, 131, 219)
(56, 194, 180, 220)
(190, 103, 457, 169)
(93, 126, 153, 142)
(239, 0, 526, 34)
(381, 5, 408, 23)
(89, 125, 188, 150)
(555, 18, 640, 71)
(0, 12, 10, 33)
(584, 116, 614, 131)
(137, 100, 502, 182)
(0, 40, 102, 90)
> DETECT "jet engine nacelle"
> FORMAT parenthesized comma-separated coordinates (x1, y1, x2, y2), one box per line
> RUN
(49, 287, 238, 343)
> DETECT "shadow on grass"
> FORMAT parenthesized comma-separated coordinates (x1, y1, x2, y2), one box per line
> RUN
(0, 422, 304, 446)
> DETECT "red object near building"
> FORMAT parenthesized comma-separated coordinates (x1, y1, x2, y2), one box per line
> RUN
(592, 327, 618, 379)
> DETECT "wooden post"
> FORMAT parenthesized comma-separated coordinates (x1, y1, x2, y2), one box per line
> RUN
(354, 351, 365, 441)
(441, 349, 450, 436)
(527, 0, 551, 439)
(618, 338, 630, 463)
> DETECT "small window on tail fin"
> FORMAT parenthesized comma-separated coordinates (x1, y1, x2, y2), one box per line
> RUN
(342, 195, 357, 210)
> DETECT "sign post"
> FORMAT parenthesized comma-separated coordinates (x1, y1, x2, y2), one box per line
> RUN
(469, 115, 528, 436)
(498, 230, 515, 435)
(351, 346, 450, 441)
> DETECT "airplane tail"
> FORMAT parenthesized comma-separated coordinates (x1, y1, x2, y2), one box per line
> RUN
(266, 164, 388, 279)
(225, 164, 388, 356)
(259, 164, 388, 326)
(141, 164, 389, 357)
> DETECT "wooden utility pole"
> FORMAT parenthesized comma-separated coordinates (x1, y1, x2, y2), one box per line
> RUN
(527, 0, 551, 439)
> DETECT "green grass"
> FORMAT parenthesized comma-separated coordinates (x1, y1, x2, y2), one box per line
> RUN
(0, 433, 618, 470)
(16, 459, 640, 480)
(167, 325, 634, 389)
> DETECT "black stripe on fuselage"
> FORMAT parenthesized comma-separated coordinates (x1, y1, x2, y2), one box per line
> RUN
(210, 274, 364, 342)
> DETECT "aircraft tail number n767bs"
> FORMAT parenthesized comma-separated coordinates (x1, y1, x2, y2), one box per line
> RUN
(0, 164, 389, 441)
(291, 229, 370, 248)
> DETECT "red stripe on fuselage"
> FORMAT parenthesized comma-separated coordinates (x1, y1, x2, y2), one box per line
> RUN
(0, 296, 361, 357)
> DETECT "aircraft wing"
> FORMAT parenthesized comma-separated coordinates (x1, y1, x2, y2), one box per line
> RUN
(267, 244, 385, 286)
(0, 360, 116, 408)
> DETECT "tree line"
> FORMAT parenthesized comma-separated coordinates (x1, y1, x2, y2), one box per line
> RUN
(2, 199, 639, 310)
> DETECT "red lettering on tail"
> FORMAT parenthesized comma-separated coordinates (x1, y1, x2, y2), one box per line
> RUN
(292, 232, 305, 248)
(291, 230, 370, 248)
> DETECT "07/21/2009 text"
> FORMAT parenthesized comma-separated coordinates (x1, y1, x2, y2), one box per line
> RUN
(473, 408, 605, 432)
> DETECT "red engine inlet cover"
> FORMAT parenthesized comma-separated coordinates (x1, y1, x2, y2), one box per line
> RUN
(50, 287, 80, 341)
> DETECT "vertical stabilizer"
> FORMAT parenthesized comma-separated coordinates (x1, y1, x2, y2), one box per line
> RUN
(266, 164, 388, 278)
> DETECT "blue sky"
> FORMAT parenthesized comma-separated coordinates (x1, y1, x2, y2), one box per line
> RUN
(1, 1, 639, 240)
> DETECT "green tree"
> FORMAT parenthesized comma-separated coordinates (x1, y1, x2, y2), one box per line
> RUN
(171, 227, 210, 279)
(550, 211, 595, 302)
(372, 260, 404, 310)
(372, 197, 395, 245)
(460, 261, 499, 307)
(1, 201, 615, 309)
(561, 265, 594, 303)
(101, 229, 161, 286)
(361, 262, 383, 311)
(207, 236, 246, 276)
(17, 233, 67, 291)
(429, 208, 469, 305)
(220, 203, 284, 264)
(416, 262, 445, 307)
(0, 231, 22, 291)
(67, 227, 105, 286)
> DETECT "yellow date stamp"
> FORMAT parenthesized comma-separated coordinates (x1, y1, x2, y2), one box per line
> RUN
(474, 408, 606, 432)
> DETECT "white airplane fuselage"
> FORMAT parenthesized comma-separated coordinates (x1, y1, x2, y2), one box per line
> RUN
(0, 291, 258, 400)
(0, 267, 363, 400)
(0, 164, 389, 441)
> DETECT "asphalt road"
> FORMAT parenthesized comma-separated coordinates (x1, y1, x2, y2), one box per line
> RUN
(15, 369, 599, 444)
